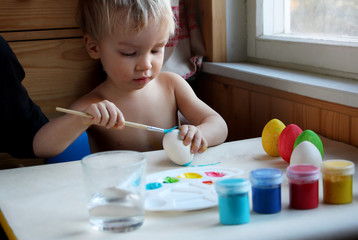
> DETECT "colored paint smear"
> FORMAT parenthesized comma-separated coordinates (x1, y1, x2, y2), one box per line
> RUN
(146, 182, 162, 190)
(205, 171, 226, 177)
(163, 176, 180, 183)
(202, 180, 213, 185)
(196, 162, 221, 167)
(178, 172, 202, 179)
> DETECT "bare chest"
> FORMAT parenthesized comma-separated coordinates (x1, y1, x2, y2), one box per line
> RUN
(88, 86, 178, 152)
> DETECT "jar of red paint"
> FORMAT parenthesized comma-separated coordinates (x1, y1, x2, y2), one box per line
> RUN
(286, 164, 320, 210)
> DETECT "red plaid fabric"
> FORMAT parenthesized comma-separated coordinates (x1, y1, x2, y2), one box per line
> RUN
(163, 0, 206, 80)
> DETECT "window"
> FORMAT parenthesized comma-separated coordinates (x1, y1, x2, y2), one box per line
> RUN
(289, 0, 358, 40)
(247, 0, 358, 80)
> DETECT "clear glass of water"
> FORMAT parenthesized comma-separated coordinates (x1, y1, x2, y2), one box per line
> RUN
(81, 151, 147, 232)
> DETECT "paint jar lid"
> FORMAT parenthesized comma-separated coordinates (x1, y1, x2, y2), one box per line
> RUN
(250, 168, 283, 186)
(215, 178, 250, 195)
(286, 164, 320, 182)
(322, 160, 355, 176)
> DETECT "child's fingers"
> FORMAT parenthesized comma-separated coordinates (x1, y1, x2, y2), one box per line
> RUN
(97, 102, 109, 126)
(83, 104, 101, 125)
(183, 126, 196, 146)
(114, 108, 125, 129)
(198, 139, 208, 154)
(103, 101, 124, 129)
(178, 125, 188, 140)
(82, 101, 125, 129)
(190, 135, 202, 153)
(105, 105, 119, 129)
(179, 125, 208, 153)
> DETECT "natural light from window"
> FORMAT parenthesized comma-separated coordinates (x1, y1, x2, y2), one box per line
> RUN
(290, 0, 358, 41)
(248, 0, 358, 79)
(263, 0, 358, 44)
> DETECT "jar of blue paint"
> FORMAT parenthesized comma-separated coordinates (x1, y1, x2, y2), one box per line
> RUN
(250, 168, 283, 214)
(215, 178, 250, 225)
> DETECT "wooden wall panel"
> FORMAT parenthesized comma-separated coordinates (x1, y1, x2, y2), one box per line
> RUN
(271, 97, 294, 125)
(231, 88, 250, 140)
(250, 92, 271, 137)
(0, 0, 78, 31)
(292, 103, 304, 127)
(352, 117, 358, 147)
(303, 105, 321, 133)
(198, 73, 358, 148)
(202, 80, 223, 111)
(321, 110, 350, 144)
(293, 104, 321, 133)
(2, 29, 82, 42)
(10, 39, 101, 117)
(0, 0, 97, 169)
(212, 83, 231, 122)
(197, 0, 226, 62)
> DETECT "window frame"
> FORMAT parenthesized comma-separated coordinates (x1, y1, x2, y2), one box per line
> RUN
(247, 0, 358, 80)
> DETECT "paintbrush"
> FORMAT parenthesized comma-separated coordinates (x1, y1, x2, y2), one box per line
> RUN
(56, 107, 177, 134)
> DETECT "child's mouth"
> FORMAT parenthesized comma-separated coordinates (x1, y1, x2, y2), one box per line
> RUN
(133, 77, 150, 85)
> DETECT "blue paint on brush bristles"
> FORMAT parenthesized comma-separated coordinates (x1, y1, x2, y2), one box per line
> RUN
(164, 126, 178, 134)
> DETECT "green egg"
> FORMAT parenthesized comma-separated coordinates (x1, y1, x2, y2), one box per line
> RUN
(293, 130, 324, 158)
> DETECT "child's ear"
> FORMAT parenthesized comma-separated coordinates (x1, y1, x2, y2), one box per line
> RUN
(84, 34, 100, 59)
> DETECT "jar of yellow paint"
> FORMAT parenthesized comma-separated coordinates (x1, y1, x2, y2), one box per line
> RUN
(322, 160, 355, 204)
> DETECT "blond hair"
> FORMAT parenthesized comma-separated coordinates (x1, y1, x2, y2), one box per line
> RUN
(76, 0, 175, 42)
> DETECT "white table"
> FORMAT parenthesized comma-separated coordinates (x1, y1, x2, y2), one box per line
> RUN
(1, 137, 358, 240)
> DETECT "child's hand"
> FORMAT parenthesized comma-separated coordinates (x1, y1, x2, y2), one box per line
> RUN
(82, 100, 125, 129)
(179, 125, 208, 154)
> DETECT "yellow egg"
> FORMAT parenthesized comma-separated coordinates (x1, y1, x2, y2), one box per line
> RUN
(262, 119, 286, 156)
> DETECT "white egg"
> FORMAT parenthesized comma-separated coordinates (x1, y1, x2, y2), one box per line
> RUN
(162, 129, 193, 166)
(290, 141, 323, 168)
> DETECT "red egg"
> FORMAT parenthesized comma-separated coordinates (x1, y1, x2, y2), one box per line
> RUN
(278, 124, 303, 163)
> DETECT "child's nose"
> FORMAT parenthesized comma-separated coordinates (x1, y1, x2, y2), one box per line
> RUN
(136, 54, 152, 71)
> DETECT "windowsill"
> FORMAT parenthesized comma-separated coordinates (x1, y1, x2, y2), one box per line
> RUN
(202, 62, 358, 108)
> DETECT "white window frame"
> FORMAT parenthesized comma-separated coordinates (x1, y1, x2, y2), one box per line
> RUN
(247, 0, 358, 80)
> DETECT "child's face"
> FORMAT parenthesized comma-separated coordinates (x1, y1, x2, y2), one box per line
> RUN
(94, 21, 170, 91)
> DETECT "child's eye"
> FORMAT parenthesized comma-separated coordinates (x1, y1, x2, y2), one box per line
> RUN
(120, 51, 136, 56)
(151, 49, 162, 54)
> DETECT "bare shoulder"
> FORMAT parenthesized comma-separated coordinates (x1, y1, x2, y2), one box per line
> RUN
(158, 71, 180, 78)
(69, 88, 103, 111)
(157, 71, 190, 88)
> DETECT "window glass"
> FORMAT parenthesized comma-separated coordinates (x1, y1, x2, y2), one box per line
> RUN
(290, 0, 358, 40)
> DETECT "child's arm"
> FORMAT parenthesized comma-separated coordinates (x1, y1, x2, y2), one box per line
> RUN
(33, 100, 125, 158)
(164, 72, 228, 153)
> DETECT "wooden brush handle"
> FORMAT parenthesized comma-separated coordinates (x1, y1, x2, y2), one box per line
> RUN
(56, 107, 92, 118)
(124, 121, 149, 130)
(55, 107, 164, 132)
